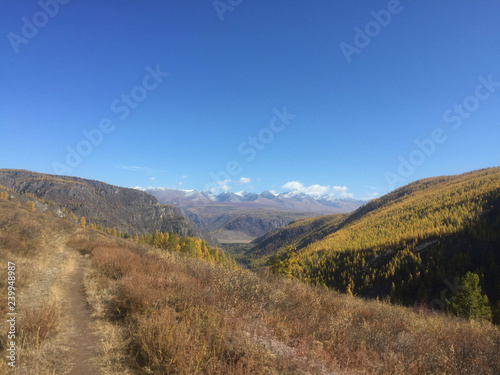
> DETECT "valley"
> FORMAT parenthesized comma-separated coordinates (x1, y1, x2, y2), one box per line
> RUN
(140, 186, 364, 243)
(0, 167, 499, 374)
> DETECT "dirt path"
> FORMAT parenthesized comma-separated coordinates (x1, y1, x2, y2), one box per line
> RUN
(20, 234, 101, 374)
(61, 254, 101, 375)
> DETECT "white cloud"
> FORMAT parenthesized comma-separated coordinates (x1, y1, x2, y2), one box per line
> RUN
(282, 181, 353, 198)
(332, 185, 348, 193)
(182, 175, 188, 179)
(304, 184, 330, 196)
(282, 181, 304, 191)
(239, 177, 251, 184)
(149, 177, 156, 181)
(215, 179, 231, 191)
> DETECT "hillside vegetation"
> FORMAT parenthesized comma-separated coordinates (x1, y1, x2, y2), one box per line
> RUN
(78, 228, 500, 374)
(245, 214, 348, 268)
(265, 168, 500, 321)
(1, 176, 499, 374)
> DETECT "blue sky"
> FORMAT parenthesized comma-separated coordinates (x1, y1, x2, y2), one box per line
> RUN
(1, 1, 499, 200)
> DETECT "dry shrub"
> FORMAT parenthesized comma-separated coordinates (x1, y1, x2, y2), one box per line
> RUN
(132, 304, 275, 374)
(111, 273, 171, 320)
(87, 241, 500, 374)
(66, 232, 117, 255)
(0, 209, 42, 256)
(91, 246, 278, 373)
(92, 247, 141, 279)
(18, 302, 59, 348)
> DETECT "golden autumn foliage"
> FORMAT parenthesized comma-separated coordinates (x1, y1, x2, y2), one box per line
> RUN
(138, 229, 235, 268)
(269, 168, 500, 321)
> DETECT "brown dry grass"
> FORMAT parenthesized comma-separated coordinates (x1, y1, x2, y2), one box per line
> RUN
(17, 302, 59, 348)
(81, 235, 500, 375)
(0, 198, 82, 374)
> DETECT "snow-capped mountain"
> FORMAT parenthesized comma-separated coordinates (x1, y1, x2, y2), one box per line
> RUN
(133, 187, 216, 205)
(135, 187, 365, 213)
(133, 187, 366, 243)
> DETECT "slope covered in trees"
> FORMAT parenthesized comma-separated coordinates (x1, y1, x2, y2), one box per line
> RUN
(243, 213, 348, 268)
(264, 167, 500, 322)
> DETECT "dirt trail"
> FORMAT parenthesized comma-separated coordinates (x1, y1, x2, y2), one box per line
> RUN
(20, 234, 101, 374)
(60, 254, 101, 375)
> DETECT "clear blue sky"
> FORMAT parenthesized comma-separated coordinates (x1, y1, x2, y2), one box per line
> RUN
(1, 1, 499, 200)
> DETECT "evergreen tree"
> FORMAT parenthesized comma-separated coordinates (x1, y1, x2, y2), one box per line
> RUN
(448, 272, 492, 321)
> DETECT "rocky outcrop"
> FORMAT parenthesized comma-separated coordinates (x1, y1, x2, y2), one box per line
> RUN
(0, 169, 218, 245)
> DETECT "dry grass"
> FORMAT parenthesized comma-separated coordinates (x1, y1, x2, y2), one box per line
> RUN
(84, 239, 500, 375)
(0, 198, 82, 374)
(17, 302, 59, 348)
(83, 254, 135, 375)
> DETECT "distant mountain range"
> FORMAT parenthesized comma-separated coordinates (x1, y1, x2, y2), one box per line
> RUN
(135, 187, 365, 243)
(135, 187, 366, 213)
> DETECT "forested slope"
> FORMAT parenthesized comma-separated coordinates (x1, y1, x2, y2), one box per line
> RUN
(266, 167, 500, 321)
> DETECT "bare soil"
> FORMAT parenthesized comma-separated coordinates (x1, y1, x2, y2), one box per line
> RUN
(61, 255, 100, 375)
(18, 234, 101, 374)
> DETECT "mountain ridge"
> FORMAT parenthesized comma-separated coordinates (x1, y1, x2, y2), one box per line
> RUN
(136, 186, 366, 211)
(0, 169, 219, 245)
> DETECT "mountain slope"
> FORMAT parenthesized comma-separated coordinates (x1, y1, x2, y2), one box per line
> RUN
(256, 167, 500, 319)
(0, 169, 218, 245)
(246, 213, 348, 263)
(1, 171, 499, 374)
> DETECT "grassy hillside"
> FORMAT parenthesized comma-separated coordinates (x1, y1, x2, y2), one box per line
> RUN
(78, 226, 500, 374)
(266, 167, 500, 321)
(1, 175, 499, 374)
